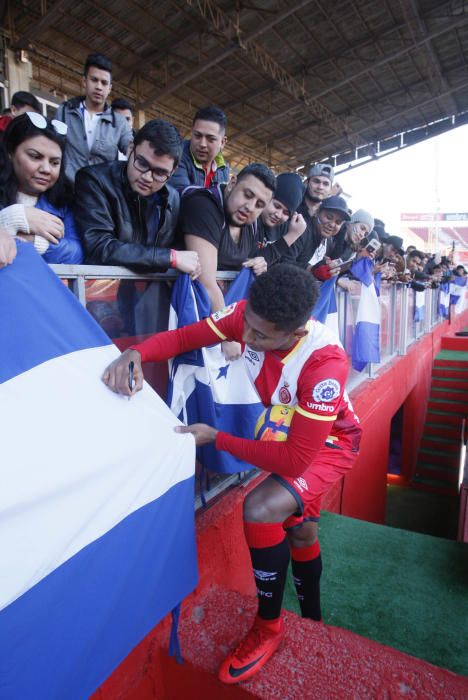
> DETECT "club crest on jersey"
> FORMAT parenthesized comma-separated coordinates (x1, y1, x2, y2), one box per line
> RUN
(312, 378, 341, 403)
(211, 303, 237, 322)
(279, 385, 291, 404)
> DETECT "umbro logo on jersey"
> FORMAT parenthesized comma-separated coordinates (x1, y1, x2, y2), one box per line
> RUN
(246, 349, 260, 364)
(307, 402, 335, 412)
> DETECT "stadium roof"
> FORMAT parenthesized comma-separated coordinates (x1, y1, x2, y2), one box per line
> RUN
(4, 0, 468, 171)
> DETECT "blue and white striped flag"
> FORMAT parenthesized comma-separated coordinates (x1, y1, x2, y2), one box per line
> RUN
(439, 282, 450, 318)
(350, 257, 381, 372)
(312, 276, 340, 339)
(449, 276, 467, 312)
(167, 269, 263, 474)
(0, 244, 197, 700)
(414, 289, 426, 322)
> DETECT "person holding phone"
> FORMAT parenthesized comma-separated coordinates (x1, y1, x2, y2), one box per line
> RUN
(313, 209, 374, 281)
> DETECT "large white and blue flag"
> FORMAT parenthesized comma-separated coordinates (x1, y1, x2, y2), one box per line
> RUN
(350, 257, 381, 372)
(167, 269, 263, 474)
(312, 276, 340, 339)
(0, 243, 197, 700)
(439, 281, 450, 318)
(414, 289, 426, 322)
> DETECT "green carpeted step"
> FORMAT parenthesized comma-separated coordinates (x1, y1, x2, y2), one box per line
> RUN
(435, 349, 468, 362)
(283, 511, 467, 674)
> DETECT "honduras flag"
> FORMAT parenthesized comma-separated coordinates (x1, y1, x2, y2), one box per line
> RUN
(449, 276, 467, 312)
(167, 268, 263, 474)
(414, 289, 426, 322)
(312, 276, 340, 340)
(0, 243, 197, 700)
(439, 282, 450, 318)
(350, 257, 381, 372)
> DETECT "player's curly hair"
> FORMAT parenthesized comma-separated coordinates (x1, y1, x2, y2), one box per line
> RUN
(248, 264, 319, 331)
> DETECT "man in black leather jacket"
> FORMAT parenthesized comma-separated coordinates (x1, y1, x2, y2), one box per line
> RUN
(74, 118, 200, 276)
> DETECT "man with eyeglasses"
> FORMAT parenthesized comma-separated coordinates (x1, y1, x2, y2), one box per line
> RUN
(74, 118, 200, 278)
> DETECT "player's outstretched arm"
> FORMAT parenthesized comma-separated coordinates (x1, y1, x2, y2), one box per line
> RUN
(102, 348, 143, 397)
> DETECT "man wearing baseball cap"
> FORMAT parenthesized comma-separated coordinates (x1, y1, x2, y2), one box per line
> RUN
(294, 194, 350, 269)
(301, 163, 335, 219)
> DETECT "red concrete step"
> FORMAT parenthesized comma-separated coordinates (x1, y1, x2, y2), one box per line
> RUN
(430, 388, 468, 403)
(427, 400, 466, 416)
(421, 437, 459, 453)
(411, 480, 459, 497)
(434, 359, 468, 369)
(441, 336, 468, 352)
(432, 368, 468, 380)
(415, 464, 460, 484)
(426, 411, 465, 427)
(170, 588, 468, 700)
(432, 378, 468, 390)
(424, 422, 464, 439)
(418, 450, 460, 467)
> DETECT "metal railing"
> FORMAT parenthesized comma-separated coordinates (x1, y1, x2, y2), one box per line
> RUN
(50, 264, 449, 509)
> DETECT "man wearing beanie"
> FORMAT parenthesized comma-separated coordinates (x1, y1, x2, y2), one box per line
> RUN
(258, 172, 307, 264)
(329, 208, 375, 264)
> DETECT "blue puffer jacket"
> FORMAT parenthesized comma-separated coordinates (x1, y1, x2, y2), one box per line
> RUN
(36, 196, 84, 264)
(169, 140, 230, 191)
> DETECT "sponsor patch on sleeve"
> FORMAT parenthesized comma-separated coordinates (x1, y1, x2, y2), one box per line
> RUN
(312, 378, 341, 403)
(211, 302, 237, 322)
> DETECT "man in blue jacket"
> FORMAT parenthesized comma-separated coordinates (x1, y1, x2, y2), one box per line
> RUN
(169, 106, 229, 191)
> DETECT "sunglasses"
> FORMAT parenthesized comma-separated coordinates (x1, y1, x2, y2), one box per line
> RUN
(25, 111, 68, 136)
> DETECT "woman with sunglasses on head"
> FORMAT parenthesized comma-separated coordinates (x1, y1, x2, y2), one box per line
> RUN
(0, 112, 83, 263)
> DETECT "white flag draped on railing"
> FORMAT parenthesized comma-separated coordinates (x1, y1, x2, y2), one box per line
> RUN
(439, 281, 450, 318)
(350, 258, 381, 372)
(414, 289, 426, 322)
(0, 244, 197, 700)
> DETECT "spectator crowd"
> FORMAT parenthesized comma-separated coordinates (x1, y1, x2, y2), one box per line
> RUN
(0, 52, 465, 326)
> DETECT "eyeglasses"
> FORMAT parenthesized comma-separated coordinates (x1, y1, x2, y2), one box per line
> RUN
(132, 151, 172, 182)
(25, 111, 68, 136)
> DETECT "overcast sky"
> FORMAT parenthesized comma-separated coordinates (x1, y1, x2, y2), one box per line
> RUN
(336, 122, 468, 240)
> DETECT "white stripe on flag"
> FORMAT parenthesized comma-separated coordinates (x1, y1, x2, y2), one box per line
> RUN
(0, 344, 195, 610)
